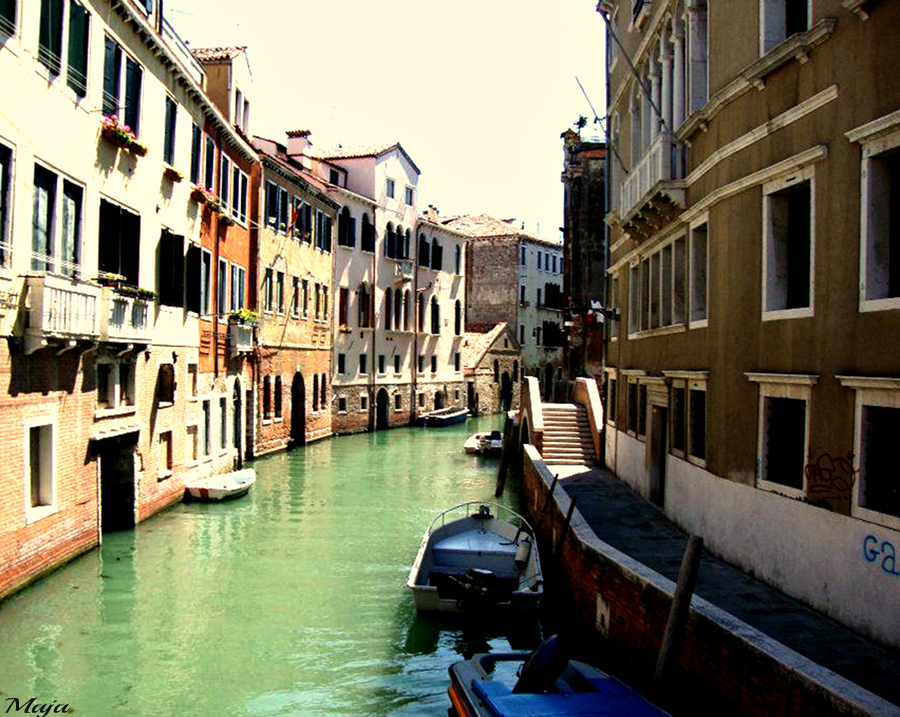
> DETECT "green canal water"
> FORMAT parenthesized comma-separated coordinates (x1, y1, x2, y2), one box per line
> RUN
(0, 415, 545, 716)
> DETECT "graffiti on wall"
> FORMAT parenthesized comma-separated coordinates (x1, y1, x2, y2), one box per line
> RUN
(804, 451, 857, 512)
(863, 534, 900, 577)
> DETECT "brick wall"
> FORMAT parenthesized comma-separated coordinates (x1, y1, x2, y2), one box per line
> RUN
(520, 447, 890, 717)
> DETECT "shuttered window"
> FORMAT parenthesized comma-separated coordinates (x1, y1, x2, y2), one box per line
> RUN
(0, 0, 16, 37)
(190, 124, 202, 184)
(38, 0, 63, 75)
(123, 56, 142, 136)
(157, 229, 184, 308)
(186, 244, 201, 314)
(163, 96, 177, 165)
(0, 144, 10, 266)
(102, 36, 121, 117)
(98, 198, 139, 285)
(66, 1, 89, 97)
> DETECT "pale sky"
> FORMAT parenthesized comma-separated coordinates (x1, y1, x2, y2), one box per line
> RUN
(164, 0, 607, 242)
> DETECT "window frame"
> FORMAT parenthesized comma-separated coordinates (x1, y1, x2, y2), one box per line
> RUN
(24, 415, 57, 524)
(747, 372, 817, 499)
(603, 368, 617, 427)
(688, 218, 708, 328)
(163, 95, 177, 166)
(95, 357, 137, 414)
(664, 370, 708, 467)
(761, 167, 815, 321)
(33, 163, 84, 278)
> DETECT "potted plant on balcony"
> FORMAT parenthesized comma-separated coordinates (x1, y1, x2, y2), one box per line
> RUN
(229, 308, 257, 325)
(100, 116, 148, 156)
(218, 208, 234, 226)
(190, 184, 216, 205)
(95, 272, 127, 289)
(163, 166, 184, 183)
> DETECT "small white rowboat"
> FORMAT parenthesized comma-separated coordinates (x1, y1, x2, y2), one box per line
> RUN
(184, 468, 256, 501)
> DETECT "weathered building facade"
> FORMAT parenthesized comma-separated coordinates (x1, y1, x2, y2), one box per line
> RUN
(560, 130, 607, 381)
(601, 0, 900, 648)
(462, 322, 521, 416)
(0, 1, 256, 598)
(447, 215, 564, 399)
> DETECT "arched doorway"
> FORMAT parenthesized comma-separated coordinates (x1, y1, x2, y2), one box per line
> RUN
(376, 388, 390, 430)
(500, 372, 512, 411)
(233, 379, 243, 467)
(434, 391, 445, 410)
(291, 372, 306, 447)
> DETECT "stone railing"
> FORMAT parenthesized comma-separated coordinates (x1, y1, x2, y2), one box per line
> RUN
(101, 289, 153, 344)
(620, 132, 681, 218)
(22, 274, 101, 354)
(229, 322, 254, 356)
(393, 259, 414, 283)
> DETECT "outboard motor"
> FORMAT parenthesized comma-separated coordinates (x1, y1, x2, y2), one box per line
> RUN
(512, 634, 569, 694)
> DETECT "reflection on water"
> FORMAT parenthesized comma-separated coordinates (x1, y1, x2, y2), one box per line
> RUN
(0, 415, 544, 716)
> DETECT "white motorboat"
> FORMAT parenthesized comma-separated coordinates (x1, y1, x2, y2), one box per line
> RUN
(184, 468, 256, 501)
(464, 431, 503, 456)
(407, 502, 542, 616)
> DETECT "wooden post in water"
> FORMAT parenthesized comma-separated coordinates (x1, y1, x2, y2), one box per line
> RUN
(553, 496, 577, 564)
(495, 412, 516, 497)
(652, 535, 703, 695)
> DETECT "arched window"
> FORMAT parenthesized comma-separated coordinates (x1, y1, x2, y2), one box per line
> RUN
(394, 287, 403, 330)
(312, 374, 319, 411)
(274, 375, 282, 418)
(359, 283, 370, 328)
(417, 293, 425, 333)
(513, 360, 519, 381)
(455, 244, 461, 274)
(403, 290, 411, 331)
(454, 300, 461, 336)
(320, 373, 327, 407)
(384, 287, 393, 330)
(493, 360, 500, 383)
(263, 375, 272, 416)
(361, 213, 374, 252)
(431, 238, 441, 270)
(386, 222, 396, 259)
(396, 225, 404, 259)
(430, 296, 440, 334)
(418, 233, 430, 267)
(404, 229, 411, 260)
(338, 206, 354, 247)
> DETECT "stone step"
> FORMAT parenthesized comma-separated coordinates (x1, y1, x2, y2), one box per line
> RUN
(543, 457, 592, 466)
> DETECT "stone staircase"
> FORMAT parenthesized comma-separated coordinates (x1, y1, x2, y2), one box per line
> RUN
(541, 403, 596, 466)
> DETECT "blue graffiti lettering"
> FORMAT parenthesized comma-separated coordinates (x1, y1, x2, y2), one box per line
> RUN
(863, 534, 879, 562)
(882, 541, 899, 576)
(862, 534, 900, 577)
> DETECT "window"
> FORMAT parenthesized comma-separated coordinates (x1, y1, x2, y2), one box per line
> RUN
(537, 251, 542, 271)
(1, 0, 17, 37)
(231, 167, 248, 224)
(360, 353, 367, 375)
(338, 396, 347, 413)
(386, 178, 395, 198)
(405, 186, 414, 205)
(520, 285, 526, 307)
(266, 181, 290, 232)
(521, 246, 526, 266)
(231, 264, 245, 311)
(431, 239, 443, 270)
(603, 370, 617, 426)
(625, 373, 647, 439)
(760, 0, 810, 56)
(609, 276, 619, 340)
(313, 282, 321, 320)
(204, 136, 215, 190)
(217, 258, 228, 319)
(763, 170, 814, 319)
(454, 352, 461, 372)
(749, 373, 816, 498)
(385, 223, 396, 259)
(157, 363, 175, 405)
(856, 125, 900, 312)
(219, 396, 227, 449)
(96, 359, 136, 411)
(338, 286, 349, 326)
(361, 214, 375, 253)
(199, 248, 212, 316)
(263, 268, 273, 313)
(418, 393, 425, 407)
(338, 207, 355, 247)
(394, 354, 401, 374)
(39, 0, 89, 97)
(666, 372, 707, 464)
(103, 36, 141, 135)
(519, 324, 525, 344)
(302, 279, 309, 318)
(418, 355, 425, 373)
(320, 374, 326, 408)
(264, 375, 273, 417)
(163, 96, 177, 166)
(431, 355, 437, 373)
(455, 245, 462, 274)
(0, 143, 11, 266)
(190, 123, 202, 184)
(188, 363, 198, 398)
(33, 166, 83, 277)
(384, 287, 393, 330)
(689, 222, 707, 325)
(329, 168, 339, 185)
(291, 277, 300, 317)
(274, 376, 282, 419)
(360, 394, 368, 411)
(394, 393, 402, 410)
(378, 355, 385, 375)
(394, 289, 403, 331)
(25, 417, 56, 523)
(201, 399, 211, 457)
(219, 155, 230, 212)
(418, 233, 430, 267)
(417, 293, 425, 333)
(338, 353, 346, 374)
(276, 271, 285, 314)
(158, 431, 173, 477)
(454, 300, 462, 335)
(430, 296, 440, 334)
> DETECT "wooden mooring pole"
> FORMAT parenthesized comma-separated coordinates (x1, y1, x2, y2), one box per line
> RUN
(652, 534, 703, 695)
(494, 413, 517, 497)
(553, 496, 578, 564)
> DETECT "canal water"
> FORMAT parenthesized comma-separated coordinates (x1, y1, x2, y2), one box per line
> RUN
(0, 415, 545, 716)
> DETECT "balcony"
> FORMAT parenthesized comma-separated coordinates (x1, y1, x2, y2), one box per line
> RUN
(619, 133, 685, 238)
(100, 288, 153, 345)
(22, 274, 102, 354)
(393, 259, 414, 284)
(229, 322, 254, 356)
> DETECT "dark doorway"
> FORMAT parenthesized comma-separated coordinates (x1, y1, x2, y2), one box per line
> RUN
(233, 381, 243, 467)
(376, 388, 390, 430)
(649, 405, 667, 508)
(245, 388, 254, 460)
(98, 433, 137, 532)
(290, 372, 306, 448)
(434, 391, 445, 410)
(500, 372, 512, 412)
(467, 383, 477, 416)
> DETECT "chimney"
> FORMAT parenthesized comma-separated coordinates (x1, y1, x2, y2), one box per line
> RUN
(286, 129, 311, 158)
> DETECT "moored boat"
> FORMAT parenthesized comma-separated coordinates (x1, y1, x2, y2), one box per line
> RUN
(464, 430, 503, 456)
(447, 636, 672, 717)
(407, 502, 542, 616)
(418, 406, 469, 426)
(184, 468, 256, 501)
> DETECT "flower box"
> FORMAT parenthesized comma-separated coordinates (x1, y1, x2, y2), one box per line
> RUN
(100, 116, 147, 157)
(229, 308, 258, 325)
(163, 166, 184, 183)
(219, 211, 234, 226)
(190, 184, 216, 205)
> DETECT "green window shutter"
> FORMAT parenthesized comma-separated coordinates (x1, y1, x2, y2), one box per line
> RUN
(103, 37, 121, 117)
(66, 1, 89, 97)
(38, 0, 63, 75)
(124, 56, 142, 136)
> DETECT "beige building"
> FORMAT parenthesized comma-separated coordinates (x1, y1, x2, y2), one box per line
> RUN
(0, 1, 254, 597)
(251, 135, 338, 453)
(601, 0, 900, 648)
